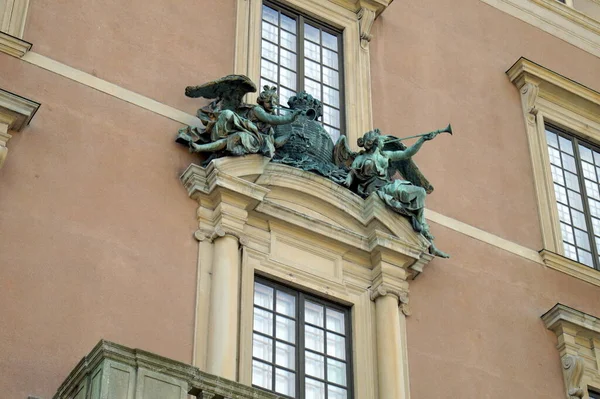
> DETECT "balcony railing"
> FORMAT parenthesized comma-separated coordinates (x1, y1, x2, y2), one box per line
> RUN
(52, 340, 282, 399)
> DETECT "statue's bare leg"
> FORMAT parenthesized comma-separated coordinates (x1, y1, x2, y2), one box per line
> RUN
(190, 139, 227, 153)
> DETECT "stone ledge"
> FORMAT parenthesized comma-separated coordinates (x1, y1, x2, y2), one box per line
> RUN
(0, 31, 32, 58)
(541, 249, 600, 288)
(0, 88, 40, 131)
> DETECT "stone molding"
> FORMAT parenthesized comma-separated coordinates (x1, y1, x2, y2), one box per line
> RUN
(0, 30, 31, 57)
(0, 88, 39, 170)
(480, 0, 600, 58)
(1, 0, 30, 38)
(542, 304, 600, 396)
(508, 57, 600, 285)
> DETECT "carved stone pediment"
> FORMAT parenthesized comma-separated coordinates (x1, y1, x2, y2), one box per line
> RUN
(181, 155, 433, 277)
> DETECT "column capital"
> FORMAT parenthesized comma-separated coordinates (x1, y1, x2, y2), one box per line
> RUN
(370, 283, 410, 316)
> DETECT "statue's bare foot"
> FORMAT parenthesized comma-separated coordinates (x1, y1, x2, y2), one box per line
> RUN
(429, 243, 450, 258)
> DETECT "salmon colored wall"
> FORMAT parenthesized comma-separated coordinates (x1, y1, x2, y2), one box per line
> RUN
(408, 222, 600, 398)
(23, 0, 237, 114)
(0, 57, 199, 399)
(370, 0, 600, 250)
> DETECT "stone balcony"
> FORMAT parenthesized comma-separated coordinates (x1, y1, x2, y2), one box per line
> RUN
(52, 340, 281, 399)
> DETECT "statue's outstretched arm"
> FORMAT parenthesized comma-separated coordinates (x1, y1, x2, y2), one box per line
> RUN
(254, 106, 301, 125)
(384, 132, 436, 161)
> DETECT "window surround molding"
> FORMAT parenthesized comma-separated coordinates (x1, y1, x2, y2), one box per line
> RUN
(507, 57, 600, 286)
(480, 0, 600, 58)
(542, 303, 600, 398)
(0, 88, 39, 170)
(181, 155, 434, 399)
(234, 0, 393, 149)
(0, 0, 31, 57)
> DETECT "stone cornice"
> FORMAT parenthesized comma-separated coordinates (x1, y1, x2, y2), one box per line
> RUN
(0, 31, 32, 58)
(541, 250, 600, 289)
(0, 88, 40, 132)
(542, 303, 600, 336)
(327, 0, 393, 16)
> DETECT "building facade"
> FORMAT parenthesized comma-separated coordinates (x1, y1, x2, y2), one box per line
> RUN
(2, 0, 600, 398)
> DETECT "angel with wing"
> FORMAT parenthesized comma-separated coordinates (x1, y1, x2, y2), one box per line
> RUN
(333, 127, 450, 258)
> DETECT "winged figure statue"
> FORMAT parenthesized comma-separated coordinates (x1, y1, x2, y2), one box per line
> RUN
(333, 128, 450, 258)
(176, 75, 301, 160)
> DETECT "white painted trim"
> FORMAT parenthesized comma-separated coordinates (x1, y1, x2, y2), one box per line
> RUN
(480, 0, 600, 58)
(20, 51, 203, 128)
(0, 30, 31, 57)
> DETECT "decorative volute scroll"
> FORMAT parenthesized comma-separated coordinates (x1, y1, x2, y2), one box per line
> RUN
(0, 88, 40, 170)
(563, 354, 585, 399)
(358, 7, 376, 49)
(542, 304, 600, 397)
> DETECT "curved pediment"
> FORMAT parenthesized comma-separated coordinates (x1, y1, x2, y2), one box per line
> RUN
(181, 155, 432, 264)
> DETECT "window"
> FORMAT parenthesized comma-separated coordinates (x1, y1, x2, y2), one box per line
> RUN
(545, 125, 600, 269)
(252, 278, 352, 399)
(590, 390, 600, 399)
(260, 2, 344, 142)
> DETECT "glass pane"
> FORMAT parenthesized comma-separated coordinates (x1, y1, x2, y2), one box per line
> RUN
(304, 23, 320, 42)
(558, 136, 573, 155)
(254, 308, 273, 335)
(281, 30, 297, 51)
(326, 308, 345, 334)
(561, 223, 575, 244)
(548, 147, 562, 166)
(578, 248, 594, 267)
(279, 87, 296, 107)
(324, 126, 340, 143)
(305, 378, 325, 399)
(305, 351, 325, 378)
(253, 333, 273, 362)
(557, 203, 571, 224)
(304, 79, 322, 100)
(550, 165, 565, 185)
(327, 358, 347, 386)
(554, 183, 568, 204)
(574, 228, 591, 251)
(305, 58, 321, 81)
(323, 67, 339, 89)
(564, 242, 578, 260)
(322, 86, 340, 108)
(322, 48, 338, 69)
(280, 48, 297, 71)
(262, 5, 278, 24)
(546, 130, 559, 148)
(589, 198, 600, 218)
(568, 190, 583, 211)
(327, 332, 346, 360)
(276, 341, 295, 370)
(323, 105, 340, 128)
(564, 171, 579, 191)
(305, 325, 325, 352)
(561, 153, 576, 173)
(254, 283, 274, 309)
(280, 67, 297, 90)
(592, 217, 600, 234)
(280, 13, 296, 33)
(304, 40, 321, 62)
(276, 315, 296, 343)
(305, 302, 324, 326)
(322, 31, 338, 51)
(586, 180, 600, 200)
(572, 210, 587, 230)
(261, 59, 278, 83)
(580, 145, 594, 163)
(329, 386, 348, 399)
(262, 21, 279, 43)
(252, 360, 273, 389)
(593, 150, 600, 165)
(262, 40, 278, 62)
(581, 161, 597, 181)
(276, 291, 296, 317)
(275, 368, 295, 397)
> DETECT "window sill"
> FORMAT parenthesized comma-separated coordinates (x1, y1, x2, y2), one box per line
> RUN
(540, 249, 600, 286)
(481, 0, 600, 58)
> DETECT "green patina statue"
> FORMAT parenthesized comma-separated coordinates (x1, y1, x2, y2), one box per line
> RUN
(176, 75, 301, 160)
(334, 127, 452, 258)
(176, 74, 452, 257)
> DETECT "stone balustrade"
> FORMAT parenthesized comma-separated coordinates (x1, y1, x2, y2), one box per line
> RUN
(52, 340, 282, 399)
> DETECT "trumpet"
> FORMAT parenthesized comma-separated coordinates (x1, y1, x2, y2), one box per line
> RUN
(384, 124, 453, 143)
(273, 105, 317, 121)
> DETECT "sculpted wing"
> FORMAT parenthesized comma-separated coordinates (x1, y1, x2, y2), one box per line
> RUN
(333, 135, 358, 169)
(384, 140, 434, 194)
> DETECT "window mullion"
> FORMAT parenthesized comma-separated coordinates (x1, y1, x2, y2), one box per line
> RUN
(572, 137, 600, 269)
(298, 16, 305, 94)
(298, 292, 306, 399)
